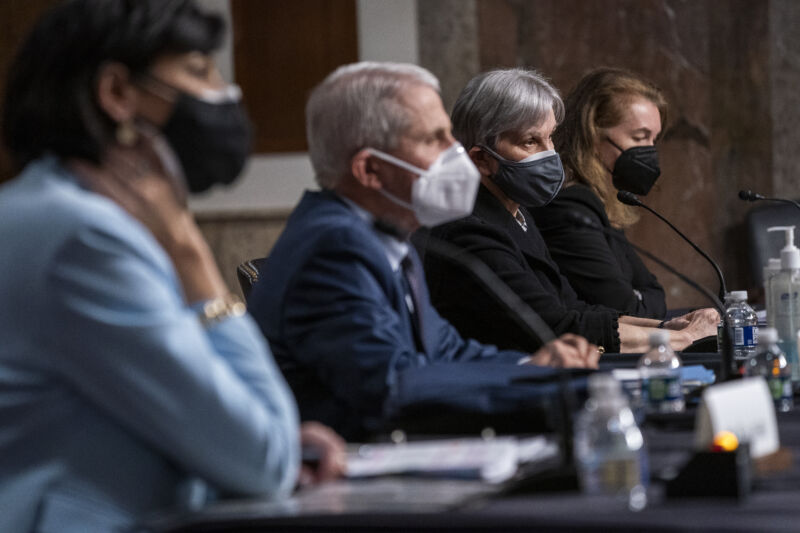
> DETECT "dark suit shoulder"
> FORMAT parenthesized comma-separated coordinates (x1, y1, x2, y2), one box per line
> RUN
(556, 184, 605, 211)
(430, 213, 520, 253)
(250, 191, 394, 322)
(533, 184, 609, 229)
(277, 191, 385, 258)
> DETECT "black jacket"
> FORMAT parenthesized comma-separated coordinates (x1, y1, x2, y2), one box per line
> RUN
(423, 185, 620, 353)
(531, 184, 666, 319)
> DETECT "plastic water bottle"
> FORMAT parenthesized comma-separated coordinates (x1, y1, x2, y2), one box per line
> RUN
(719, 290, 759, 361)
(574, 373, 647, 511)
(638, 330, 684, 413)
(746, 327, 793, 412)
(764, 257, 781, 327)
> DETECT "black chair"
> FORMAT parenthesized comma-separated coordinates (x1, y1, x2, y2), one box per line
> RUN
(745, 202, 800, 287)
(236, 257, 269, 299)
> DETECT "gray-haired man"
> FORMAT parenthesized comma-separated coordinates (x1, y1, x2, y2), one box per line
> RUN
(248, 62, 600, 439)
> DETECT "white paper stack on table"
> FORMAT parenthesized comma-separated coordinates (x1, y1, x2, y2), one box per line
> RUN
(345, 436, 559, 484)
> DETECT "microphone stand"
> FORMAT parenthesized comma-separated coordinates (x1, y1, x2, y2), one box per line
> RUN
(617, 191, 728, 302)
(419, 232, 579, 488)
(420, 234, 557, 346)
(739, 189, 800, 213)
(566, 213, 737, 381)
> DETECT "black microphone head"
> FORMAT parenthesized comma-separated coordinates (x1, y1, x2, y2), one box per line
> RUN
(616, 190, 642, 206)
(738, 189, 764, 201)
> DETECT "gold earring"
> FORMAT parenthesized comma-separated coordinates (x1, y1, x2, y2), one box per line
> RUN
(116, 121, 138, 147)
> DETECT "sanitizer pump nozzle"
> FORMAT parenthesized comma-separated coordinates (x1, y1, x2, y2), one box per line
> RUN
(768, 226, 800, 270)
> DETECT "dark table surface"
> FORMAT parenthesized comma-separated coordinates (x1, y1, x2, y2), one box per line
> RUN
(151, 402, 800, 533)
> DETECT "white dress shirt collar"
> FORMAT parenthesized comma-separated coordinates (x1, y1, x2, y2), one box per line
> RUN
(338, 194, 409, 272)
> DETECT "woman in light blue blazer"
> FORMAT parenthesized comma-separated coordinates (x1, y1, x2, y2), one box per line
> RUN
(0, 1, 342, 531)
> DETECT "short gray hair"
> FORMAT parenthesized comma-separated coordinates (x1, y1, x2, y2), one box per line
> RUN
(451, 68, 564, 150)
(305, 61, 441, 189)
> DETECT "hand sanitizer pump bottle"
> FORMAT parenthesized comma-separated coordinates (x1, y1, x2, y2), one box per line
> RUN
(767, 226, 800, 383)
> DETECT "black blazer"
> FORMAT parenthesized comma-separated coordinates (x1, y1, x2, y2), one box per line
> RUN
(531, 184, 666, 319)
(424, 185, 620, 353)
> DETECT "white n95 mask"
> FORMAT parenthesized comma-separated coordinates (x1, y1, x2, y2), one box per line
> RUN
(366, 143, 480, 227)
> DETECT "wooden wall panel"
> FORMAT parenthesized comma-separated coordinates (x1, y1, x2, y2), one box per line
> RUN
(0, 1, 59, 183)
(231, 0, 358, 153)
(419, 0, 778, 308)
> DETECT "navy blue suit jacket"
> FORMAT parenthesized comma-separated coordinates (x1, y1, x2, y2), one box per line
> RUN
(249, 190, 525, 439)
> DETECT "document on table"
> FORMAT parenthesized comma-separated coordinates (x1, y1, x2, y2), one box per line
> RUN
(612, 365, 716, 386)
(345, 436, 559, 484)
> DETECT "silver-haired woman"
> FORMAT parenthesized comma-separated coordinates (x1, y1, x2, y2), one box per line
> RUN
(421, 68, 718, 354)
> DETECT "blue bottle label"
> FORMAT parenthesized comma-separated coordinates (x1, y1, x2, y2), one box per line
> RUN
(733, 326, 758, 347)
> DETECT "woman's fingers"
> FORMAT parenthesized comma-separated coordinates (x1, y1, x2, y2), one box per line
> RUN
(300, 422, 347, 484)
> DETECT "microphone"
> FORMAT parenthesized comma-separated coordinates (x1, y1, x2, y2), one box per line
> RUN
(738, 189, 764, 202)
(567, 212, 737, 381)
(567, 213, 723, 313)
(738, 189, 800, 213)
(377, 218, 557, 346)
(419, 232, 557, 346)
(417, 231, 583, 472)
(617, 190, 728, 301)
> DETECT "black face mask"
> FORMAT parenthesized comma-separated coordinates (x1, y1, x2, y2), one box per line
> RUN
(480, 145, 565, 207)
(607, 138, 660, 196)
(159, 86, 253, 193)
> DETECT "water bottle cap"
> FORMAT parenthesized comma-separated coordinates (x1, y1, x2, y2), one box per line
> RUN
(764, 259, 782, 283)
(759, 327, 778, 343)
(729, 290, 748, 301)
(587, 372, 623, 397)
(649, 330, 670, 346)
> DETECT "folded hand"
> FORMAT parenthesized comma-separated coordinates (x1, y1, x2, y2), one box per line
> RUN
(527, 333, 601, 369)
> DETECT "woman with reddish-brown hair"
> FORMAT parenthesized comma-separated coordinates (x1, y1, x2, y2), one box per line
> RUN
(532, 67, 669, 319)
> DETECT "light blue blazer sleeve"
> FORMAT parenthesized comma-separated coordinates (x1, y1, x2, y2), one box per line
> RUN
(43, 216, 299, 497)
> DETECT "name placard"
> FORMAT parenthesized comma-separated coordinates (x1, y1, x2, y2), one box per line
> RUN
(694, 377, 779, 458)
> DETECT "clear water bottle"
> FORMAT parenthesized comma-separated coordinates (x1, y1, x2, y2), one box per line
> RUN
(764, 257, 781, 327)
(638, 330, 684, 413)
(718, 290, 759, 361)
(574, 373, 647, 511)
(746, 327, 793, 412)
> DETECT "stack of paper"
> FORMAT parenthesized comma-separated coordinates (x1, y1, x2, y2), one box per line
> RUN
(345, 436, 558, 484)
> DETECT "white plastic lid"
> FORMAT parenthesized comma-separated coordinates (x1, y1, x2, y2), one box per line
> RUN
(759, 327, 778, 344)
(649, 330, 670, 346)
(729, 290, 748, 301)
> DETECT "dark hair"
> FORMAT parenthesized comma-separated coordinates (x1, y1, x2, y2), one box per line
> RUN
(2, 0, 224, 169)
